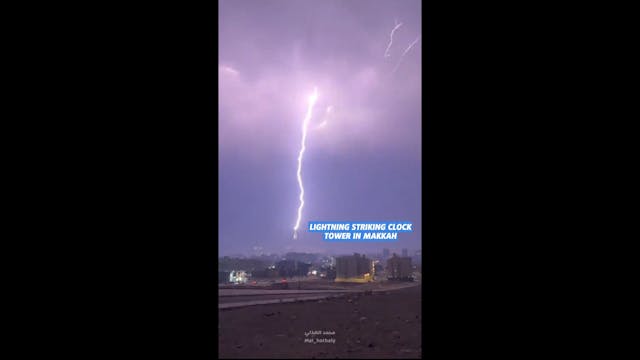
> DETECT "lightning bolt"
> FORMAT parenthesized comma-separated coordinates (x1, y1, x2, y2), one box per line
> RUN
(384, 19, 403, 58)
(293, 87, 319, 239)
(313, 106, 332, 131)
(392, 35, 420, 74)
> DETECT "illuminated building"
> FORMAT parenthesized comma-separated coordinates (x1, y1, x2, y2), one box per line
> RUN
(335, 253, 374, 283)
(229, 270, 248, 284)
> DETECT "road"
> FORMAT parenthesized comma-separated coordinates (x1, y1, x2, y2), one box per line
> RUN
(218, 280, 420, 309)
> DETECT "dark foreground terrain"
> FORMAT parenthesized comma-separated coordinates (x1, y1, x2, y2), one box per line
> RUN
(219, 284, 421, 359)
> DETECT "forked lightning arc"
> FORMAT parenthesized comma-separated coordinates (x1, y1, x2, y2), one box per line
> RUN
(293, 87, 319, 239)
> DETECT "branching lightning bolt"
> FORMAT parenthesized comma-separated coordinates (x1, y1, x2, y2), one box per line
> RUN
(313, 106, 332, 130)
(293, 87, 319, 239)
(384, 19, 403, 58)
(392, 35, 420, 74)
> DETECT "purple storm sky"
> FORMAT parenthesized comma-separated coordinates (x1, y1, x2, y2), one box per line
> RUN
(219, 0, 422, 256)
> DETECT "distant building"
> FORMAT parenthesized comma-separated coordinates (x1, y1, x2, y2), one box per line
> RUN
(413, 250, 422, 265)
(383, 248, 390, 259)
(218, 271, 231, 284)
(387, 254, 413, 280)
(251, 267, 279, 278)
(325, 267, 336, 280)
(229, 270, 248, 284)
(335, 253, 374, 283)
(276, 260, 311, 278)
(321, 256, 336, 268)
(374, 262, 384, 275)
(402, 248, 408, 257)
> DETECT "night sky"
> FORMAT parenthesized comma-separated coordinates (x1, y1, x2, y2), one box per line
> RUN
(219, 0, 422, 255)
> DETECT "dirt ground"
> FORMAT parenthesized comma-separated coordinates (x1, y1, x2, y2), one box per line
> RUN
(218, 284, 422, 359)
